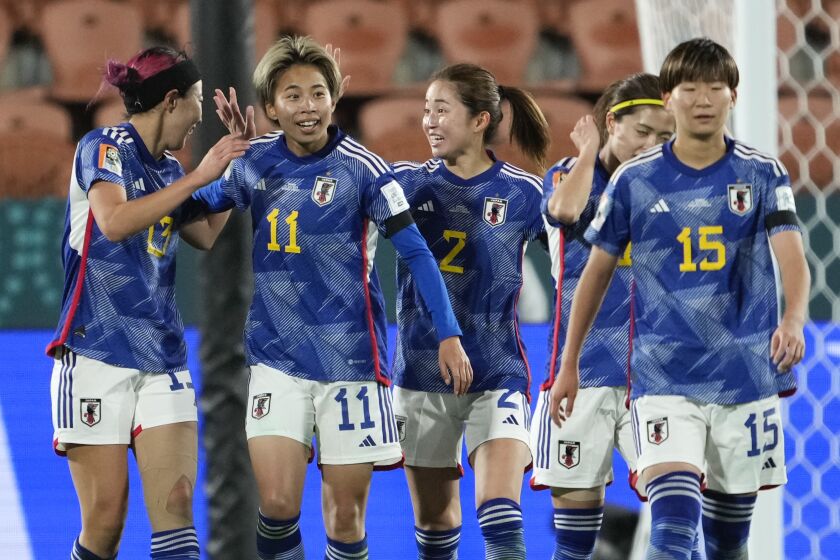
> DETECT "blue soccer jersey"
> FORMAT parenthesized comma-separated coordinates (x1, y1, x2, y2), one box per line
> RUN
(585, 138, 800, 404)
(48, 124, 198, 373)
(541, 156, 632, 391)
(392, 158, 545, 396)
(219, 126, 418, 384)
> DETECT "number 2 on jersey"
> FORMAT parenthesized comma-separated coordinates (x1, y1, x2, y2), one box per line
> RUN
(677, 226, 726, 272)
(266, 209, 301, 254)
(440, 229, 466, 274)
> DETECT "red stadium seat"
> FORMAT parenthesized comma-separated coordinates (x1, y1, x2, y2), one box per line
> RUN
(42, 0, 143, 103)
(358, 95, 429, 163)
(435, 0, 539, 85)
(0, 130, 75, 198)
(302, 0, 408, 95)
(0, 95, 73, 139)
(568, 0, 643, 93)
(492, 93, 594, 175)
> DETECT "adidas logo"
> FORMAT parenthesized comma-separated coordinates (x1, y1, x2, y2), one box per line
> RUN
(132, 179, 145, 192)
(417, 201, 435, 212)
(649, 199, 670, 213)
(358, 435, 377, 448)
(449, 204, 471, 214)
(762, 457, 777, 470)
(502, 415, 519, 426)
(255, 179, 266, 191)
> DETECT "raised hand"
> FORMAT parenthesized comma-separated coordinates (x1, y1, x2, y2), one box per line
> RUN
(570, 115, 600, 155)
(193, 134, 251, 185)
(214, 87, 256, 139)
(325, 43, 351, 98)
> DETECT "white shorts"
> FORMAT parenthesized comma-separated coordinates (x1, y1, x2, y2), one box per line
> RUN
(246, 364, 403, 468)
(530, 386, 635, 489)
(392, 387, 532, 470)
(630, 394, 787, 495)
(50, 347, 197, 454)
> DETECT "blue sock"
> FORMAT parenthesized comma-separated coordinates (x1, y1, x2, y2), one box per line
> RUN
(552, 506, 604, 560)
(646, 471, 702, 560)
(325, 534, 368, 560)
(702, 490, 755, 559)
(72, 538, 115, 560)
(477, 498, 526, 560)
(257, 511, 304, 559)
(415, 526, 460, 559)
(150, 526, 200, 558)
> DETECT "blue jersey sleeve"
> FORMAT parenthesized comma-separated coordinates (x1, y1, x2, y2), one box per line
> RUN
(77, 134, 127, 193)
(390, 224, 462, 341)
(217, 158, 253, 210)
(192, 179, 236, 212)
(541, 158, 576, 228)
(392, 162, 429, 207)
(584, 175, 630, 256)
(763, 165, 801, 237)
(361, 171, 412, 228)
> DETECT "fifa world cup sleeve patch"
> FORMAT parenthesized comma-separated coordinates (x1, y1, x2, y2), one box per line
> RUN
(775, 185, 796, 212)
(97, 144, 122, 177)
(381, 180, 410, 215)
(590, 192, 611, 231)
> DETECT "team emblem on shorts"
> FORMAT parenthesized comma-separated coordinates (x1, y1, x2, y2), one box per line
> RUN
(647, 417, 669, 445)
(728, 184, 753, 216)
(483, 197, 508, 227)
(251, 393, 272, 419)
(80, 398, 101, 427)
(558, 440, 580, 469)
(395, 415, 407, 442)
(312, 176, 337, 206)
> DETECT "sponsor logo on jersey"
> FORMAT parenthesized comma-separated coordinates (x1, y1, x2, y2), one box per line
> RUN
(483, 197, 508, 226)
(775, 185, 796, 212)
(762, 457, 777, 470)
(591, 193, 610, 231)
(395, 415, 407, 442)
(649, 198, 670, 213)
(687, 198, 712, 209)
(416, 200, 435, 213)
(98, 144, 122, 176)
(251, 393, 271, 419)
(80, 398, 101, 427)
(647, 417, 669, 445)
(255, 179, 266, 191)
(312, 176, 337, 206)
(558, 440, 580, 469)
(381, 180, 410, 215)
(728, 184, 753, 216)
(449, 203, 471, 214)
(358, 435, 377, 447)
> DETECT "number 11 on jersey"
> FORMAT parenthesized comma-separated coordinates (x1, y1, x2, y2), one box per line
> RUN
(266, 209, 301, 254)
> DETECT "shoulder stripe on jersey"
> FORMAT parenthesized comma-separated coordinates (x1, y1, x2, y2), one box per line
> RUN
(423, 159, 440, 173)
(101, 127, 133, 145)
(342, 137, 389, 174)
(393, 160, 423, 171)
(733, 144, 785, 177)
(554, 156, 576, 170)
(250, 131, 283, 145)
(336, 144, 388, 177)
(610, 149, 663, 184)
(501, 164, 543, 194)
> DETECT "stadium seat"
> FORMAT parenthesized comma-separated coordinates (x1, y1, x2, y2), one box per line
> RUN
(0, 130, 75, 198)
(358, 95, 429, 163)
(302, 0, 408, 95)
(568, 0, 643, 93)
(0, 96, 72, 139)
(492, 93, 594, 175)
(435, 0, 539, 85)
(42, 0, 143, 103)
(778, 92, 839, 190)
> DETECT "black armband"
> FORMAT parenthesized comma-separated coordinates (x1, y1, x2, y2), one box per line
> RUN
(765, 210, 798, 230)
(383, 210, 414, 238)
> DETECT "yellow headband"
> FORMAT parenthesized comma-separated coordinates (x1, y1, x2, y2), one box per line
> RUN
(609, 98, 665, 113)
